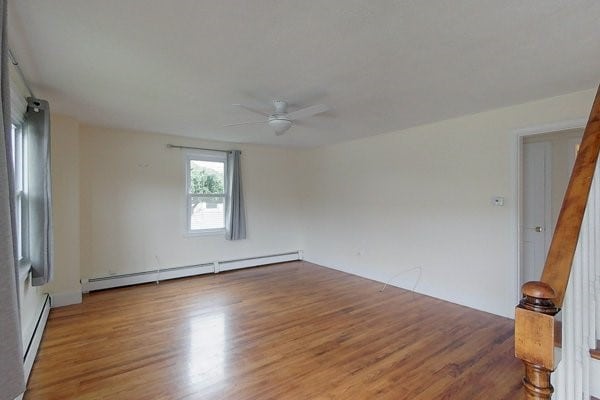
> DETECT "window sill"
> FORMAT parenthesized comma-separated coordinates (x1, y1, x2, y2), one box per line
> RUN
(185, 229, 226, 238)
(18, 261, 32, 284)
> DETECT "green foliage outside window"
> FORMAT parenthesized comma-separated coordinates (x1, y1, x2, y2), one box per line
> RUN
(190, 167, 224, 194)
(190, 164, 225, 210)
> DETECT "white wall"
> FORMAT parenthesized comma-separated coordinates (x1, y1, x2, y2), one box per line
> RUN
(46, 115, 82, 305)
(77, 125, 303, 280)
(298, 89, 596, 318)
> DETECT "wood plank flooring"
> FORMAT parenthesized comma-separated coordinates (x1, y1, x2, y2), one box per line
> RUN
(25, 261, 523, 399)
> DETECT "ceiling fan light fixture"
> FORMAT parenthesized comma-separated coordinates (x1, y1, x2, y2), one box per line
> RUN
(268, 117, 292, 135)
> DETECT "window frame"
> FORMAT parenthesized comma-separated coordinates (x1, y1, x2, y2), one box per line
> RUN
(184, 150, 228, 236)
(11, 123, 30, 267)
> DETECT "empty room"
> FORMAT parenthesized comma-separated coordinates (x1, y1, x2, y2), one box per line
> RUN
(2, 1, 600, 399)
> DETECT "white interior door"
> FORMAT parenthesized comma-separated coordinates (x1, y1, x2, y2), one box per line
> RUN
(521, 141, 551, 285)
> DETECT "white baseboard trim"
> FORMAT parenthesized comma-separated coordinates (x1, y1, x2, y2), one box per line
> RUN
(82, 251, 301, 293)
(23, 294, 50, 383)
(219, 252, 300, 272)
(50, 290, 83, 307)
(82, 264, 214, 292)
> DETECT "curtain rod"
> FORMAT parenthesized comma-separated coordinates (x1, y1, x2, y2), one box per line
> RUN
(166, 144, 240, 154)
(8, 48, 35, 98)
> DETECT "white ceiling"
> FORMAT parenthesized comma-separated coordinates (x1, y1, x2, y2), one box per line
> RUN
(8, 1, 600, 147)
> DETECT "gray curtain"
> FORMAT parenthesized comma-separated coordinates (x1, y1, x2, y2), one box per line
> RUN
(25, 97, 53, 286)
(0, 0, 26, 397)
(225, 150, 246, 240)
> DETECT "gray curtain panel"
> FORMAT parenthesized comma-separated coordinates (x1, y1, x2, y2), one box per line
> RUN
(0, 0, 27, 397)
(225, 150, 246, 240)
(24, 97, 53, 286)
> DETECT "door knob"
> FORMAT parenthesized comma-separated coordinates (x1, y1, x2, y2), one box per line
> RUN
(535, 226, 543, 232)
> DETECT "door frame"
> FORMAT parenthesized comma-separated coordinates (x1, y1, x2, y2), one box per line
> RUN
(512, 118, 587, 305)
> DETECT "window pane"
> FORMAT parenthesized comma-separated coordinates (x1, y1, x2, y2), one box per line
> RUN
(190, 195, 225, 230)
(11, 124, 16, 171)
(11, 124, 23, 192)
(189, 160, 225, 195)
(16, 127, 22, 192)
(12, 123, 25, 261)
(16, 194, 22, 260)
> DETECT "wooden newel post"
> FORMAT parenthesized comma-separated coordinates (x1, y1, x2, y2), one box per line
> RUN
(515, 281, 559, 400)
(519, 282, 559, 314)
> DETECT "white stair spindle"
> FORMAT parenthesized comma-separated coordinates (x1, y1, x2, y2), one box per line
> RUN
(553, 160, 600, 399)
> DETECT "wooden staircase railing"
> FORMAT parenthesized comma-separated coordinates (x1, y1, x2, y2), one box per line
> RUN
(515, 85, 600, 400)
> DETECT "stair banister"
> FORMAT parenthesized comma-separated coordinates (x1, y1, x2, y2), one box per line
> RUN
(515, 85, 600, 400)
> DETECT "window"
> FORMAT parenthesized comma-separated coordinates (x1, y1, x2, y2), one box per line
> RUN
(186, 151, 227, 234)
(11, 123, 28, 262)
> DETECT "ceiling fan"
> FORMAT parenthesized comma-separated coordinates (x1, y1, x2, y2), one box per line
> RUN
(225, 100, 330, 135)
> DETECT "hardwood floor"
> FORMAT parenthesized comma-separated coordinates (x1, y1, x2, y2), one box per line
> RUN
(26, 261, 523, 399)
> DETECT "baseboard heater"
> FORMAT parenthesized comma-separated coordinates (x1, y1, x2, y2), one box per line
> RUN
(81, 251, 301, 293)
(23, 294, 50, 384)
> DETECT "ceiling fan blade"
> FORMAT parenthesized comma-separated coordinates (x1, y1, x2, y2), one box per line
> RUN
(233, 103, 270, 117)
(224, 120, 267, 127)
(286, 104, 330, 120)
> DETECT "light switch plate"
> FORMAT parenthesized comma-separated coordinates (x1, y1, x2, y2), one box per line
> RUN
(491, 196, 505, 206)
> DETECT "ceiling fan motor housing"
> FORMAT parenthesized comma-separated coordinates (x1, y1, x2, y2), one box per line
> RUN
(272, 100, 288, 114)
